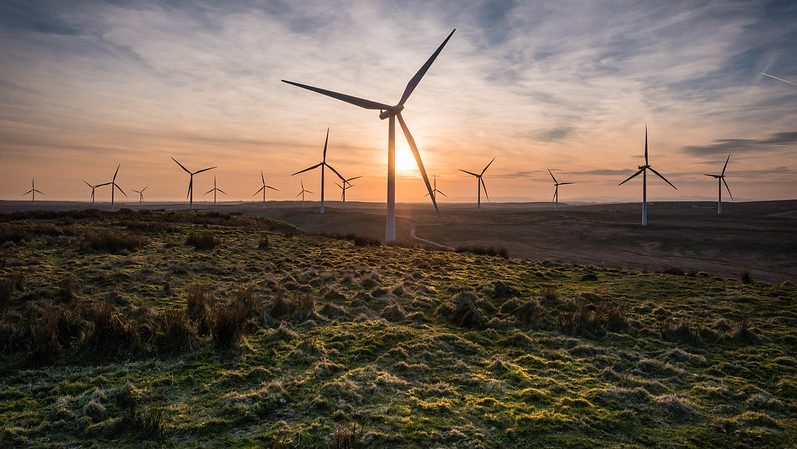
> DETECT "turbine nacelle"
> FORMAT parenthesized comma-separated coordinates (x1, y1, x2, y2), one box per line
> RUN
(638, 164, 650, 170)
(379, 105, 404, 120)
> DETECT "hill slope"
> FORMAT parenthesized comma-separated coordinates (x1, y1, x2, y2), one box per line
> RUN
(0, 210, 795, 448)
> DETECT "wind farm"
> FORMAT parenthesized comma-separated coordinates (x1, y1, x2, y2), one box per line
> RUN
(0, 3, 796, 449)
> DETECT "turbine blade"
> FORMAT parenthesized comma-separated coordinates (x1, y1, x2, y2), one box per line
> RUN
(345, 176, 362, 184)
(398, 29, 456, 106)
(644, 126, 649, 165)
(481, 177, 490, 201)
(548, 169, 557, 184)
(292, 163, 322, 176)
(481, 157, 495, 176)
(115, 183, 127, 197)
(253, 186, 265, 196)
(205, 188, 214, 195)
(335, 182, 342, 189)
(34, 190, 44, 195)
(95, 182, 111, 187)
(618, 168, 644, 186)
(142, 186, 148, 192)
(560, 182, 575, 185)
(172, 157, 191, 173)
(324, 163, 346, 182)
(722, 154, 730, 176)
(649, 167, 677, 190)
(305, 190, 313, 194)
(193, 166, 216, 175)
(723, 178, 733, 201)
(423, 192, 430, 197)
(267, 185, 279, 191)
(113, 164, 120, 181)
(281, 80, 392, 110)
(704, 174, 716, 177)
(437, 190, 448, 198)
(218, 189, 227, 195)
(23, 189, 33, 195)
(295, 191, 303, 198)
(397, 113, 438, 213)
(323, 128, 329, 162)
(83, 179, 92, 188)
(261, 170, 265, 185)
(459, 169, 479, 177)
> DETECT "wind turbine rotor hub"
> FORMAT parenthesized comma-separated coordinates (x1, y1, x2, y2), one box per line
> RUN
(638, 164, 650, 169)
(378, 105, 404, 120)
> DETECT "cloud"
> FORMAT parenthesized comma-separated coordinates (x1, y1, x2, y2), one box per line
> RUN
(681, 131, 797, 157)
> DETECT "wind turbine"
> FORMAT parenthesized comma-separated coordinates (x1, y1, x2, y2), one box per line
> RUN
(704, 154, 733, 215)
(548, 169, 574, 208)
(618, 126, 677, 226)
(171, 158, 216, 209)
(204, 176, 226, 205)
(282, 29, 456, 241)
(460, 158, 495, 210)
(82, 180, 105, 205)
(291, 129, 344, 214)
(101, 165, 127, 210)
(423, 175, 447, 202)
(23, 179, 44, 204)
(336, 175, 361, 206)
(254, 171, 279, 205)
(296, 180, 312, 207)
(132, 186, 149, 205)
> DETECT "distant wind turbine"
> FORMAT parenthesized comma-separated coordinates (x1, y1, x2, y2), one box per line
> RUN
(291, 129, 344, 214)
(548, 169, 574, 208)
(101, 165, 127, 210)
(460, 158, 495, 210)
(761, 72, 797, 87)
(253, 171, 279, 205)
(23, 178, 44, 204)
(132, 186, 149, 205)
(618, 126, 677, 226)
(423, 175, 447, 202)
(171, 157, 216, 209)
(205, 176, 226, 205)
(336, 175, 361, 206)
(296, 180, 312, 207)
(82, 180, 105, 205)
(704, 154, 733, 215)
(282, 29, 456, 241)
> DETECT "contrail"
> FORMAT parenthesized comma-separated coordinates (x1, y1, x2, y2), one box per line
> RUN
(761, 72, 797, 87)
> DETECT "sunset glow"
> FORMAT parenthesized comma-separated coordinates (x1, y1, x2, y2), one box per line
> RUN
(0, 1, 794, 203)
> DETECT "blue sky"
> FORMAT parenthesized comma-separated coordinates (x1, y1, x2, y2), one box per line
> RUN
(0, 0, 795, 202)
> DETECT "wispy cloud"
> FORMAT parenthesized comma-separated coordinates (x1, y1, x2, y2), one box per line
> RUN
(682, 131, 797, 157)
(0, 0, 795, 202)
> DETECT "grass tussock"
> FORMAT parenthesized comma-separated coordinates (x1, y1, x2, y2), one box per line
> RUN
(559, 298, 627, 339)
(329, 424, 363, 449)
(83, 230, 143, 253)
(456, 245, 509, 259)
(186, 232, 218, 250)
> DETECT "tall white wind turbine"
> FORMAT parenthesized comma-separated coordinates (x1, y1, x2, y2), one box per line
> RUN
(171, 158, 216, 209)
(618, 127, 677, 226)
(291, 129, 344, 214)
(548, 169, 574, 208)
(336, 175, 361, 206)
(282, 29, 456, 241)
(460, 158, 495, 210)
(132, 186, 149, 205)
(101, 165, 127, 210)
(82, 180, 104, 205)
(205, 176, 226, 205)
(23, 178, 44, 205)
(704, 154, 733, 215)
(254, 171, 279, 205)
(423, 175, 447, 202)
(296, 180, 312, 207)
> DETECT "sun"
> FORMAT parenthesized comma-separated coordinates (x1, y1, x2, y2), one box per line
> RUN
(396, 143, 418, 174)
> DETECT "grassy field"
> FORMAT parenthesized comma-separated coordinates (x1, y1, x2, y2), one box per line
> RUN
(0, 209, 795, 448)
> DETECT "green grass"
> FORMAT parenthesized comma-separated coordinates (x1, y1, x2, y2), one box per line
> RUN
(0, 210, 795, 448)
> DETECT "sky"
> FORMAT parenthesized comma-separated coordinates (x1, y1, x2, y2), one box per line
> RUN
(0, 0, 795, 204)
